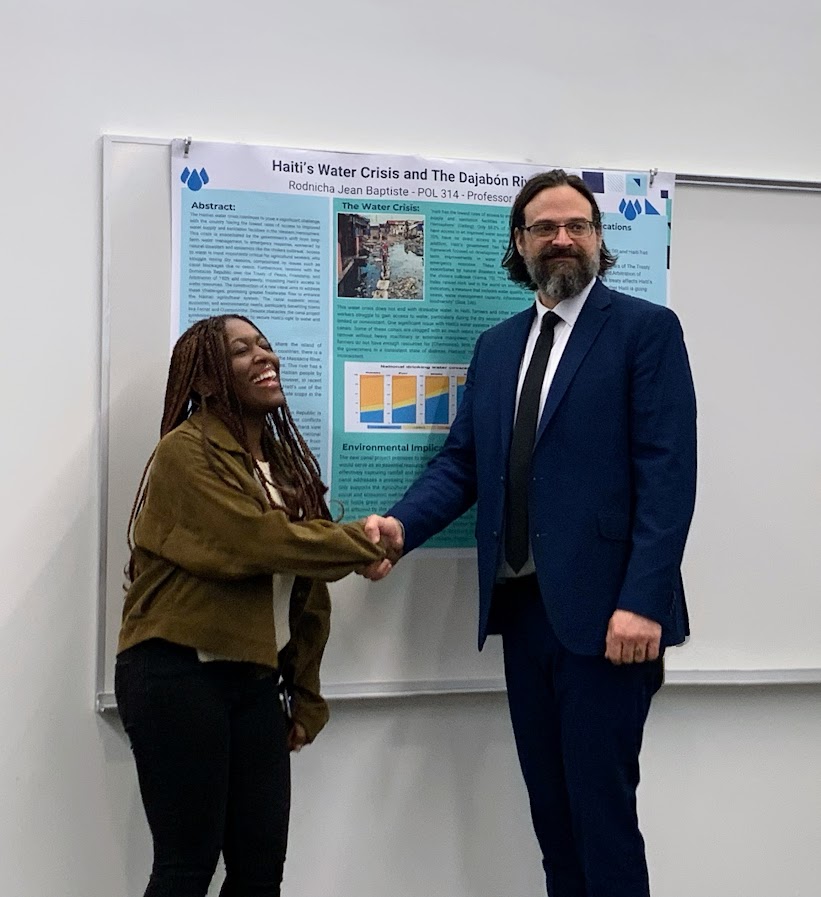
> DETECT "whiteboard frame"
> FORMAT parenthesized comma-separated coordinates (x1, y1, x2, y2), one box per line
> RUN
(96, 135, 821, 713)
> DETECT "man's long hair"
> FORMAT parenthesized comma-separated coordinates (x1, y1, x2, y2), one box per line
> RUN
(501, 169, 617, 290)
(127, 315, 331, 567)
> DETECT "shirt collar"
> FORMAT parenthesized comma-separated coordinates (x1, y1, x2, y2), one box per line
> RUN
(533, 276, 596, 328)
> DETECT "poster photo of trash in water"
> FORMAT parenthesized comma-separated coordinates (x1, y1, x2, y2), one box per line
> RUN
(337, 212, 425, 300)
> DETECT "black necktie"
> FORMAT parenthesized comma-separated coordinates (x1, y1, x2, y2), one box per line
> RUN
(505, 311, 560, 573)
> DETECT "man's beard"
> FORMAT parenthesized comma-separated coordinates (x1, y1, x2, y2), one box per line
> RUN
(525, 245, 599, 302)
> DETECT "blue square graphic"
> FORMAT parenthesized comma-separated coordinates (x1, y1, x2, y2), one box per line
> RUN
(581, 171, 605, 193)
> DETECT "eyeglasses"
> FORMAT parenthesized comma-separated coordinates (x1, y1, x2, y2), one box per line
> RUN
(520, 219, 595, 240)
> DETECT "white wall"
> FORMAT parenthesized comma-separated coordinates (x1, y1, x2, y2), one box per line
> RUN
(1, 1, 819, 895)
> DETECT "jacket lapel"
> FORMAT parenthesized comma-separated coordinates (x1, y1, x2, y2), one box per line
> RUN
(498, 307, 537, 459)
(535, 281, 611, 444)
(189, 412, 255, 471)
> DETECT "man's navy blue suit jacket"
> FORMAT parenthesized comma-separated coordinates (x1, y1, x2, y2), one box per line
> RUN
(388, 279, 697, 656)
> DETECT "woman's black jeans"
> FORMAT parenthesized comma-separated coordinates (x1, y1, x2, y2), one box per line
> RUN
(115, 639, 291, 897)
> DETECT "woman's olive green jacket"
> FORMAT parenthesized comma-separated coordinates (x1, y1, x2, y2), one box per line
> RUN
(118, 412, 384, 741)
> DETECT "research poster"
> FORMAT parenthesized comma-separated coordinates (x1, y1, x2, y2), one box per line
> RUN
(171, 141, 674, 547)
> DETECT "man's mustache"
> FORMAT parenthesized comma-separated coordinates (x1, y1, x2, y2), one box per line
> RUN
(539, 247, 581, 262)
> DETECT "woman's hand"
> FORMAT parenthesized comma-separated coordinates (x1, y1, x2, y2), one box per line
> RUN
(358, 515, 404, 580)
(288, 721, 308, 752)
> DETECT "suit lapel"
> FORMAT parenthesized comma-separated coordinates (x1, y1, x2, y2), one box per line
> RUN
(498, 307, 536, 461)
(535, 281, 611, 444)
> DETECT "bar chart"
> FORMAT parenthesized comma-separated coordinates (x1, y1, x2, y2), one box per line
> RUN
(343, 362, 469, 433)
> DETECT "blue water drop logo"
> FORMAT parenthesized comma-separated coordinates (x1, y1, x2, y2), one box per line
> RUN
(179, 167, 210, 191)
(619, 198, 627, 215)
(622, 199, 642, 221)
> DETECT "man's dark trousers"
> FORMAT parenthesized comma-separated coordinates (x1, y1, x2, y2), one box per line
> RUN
(499, 575, 663, 897)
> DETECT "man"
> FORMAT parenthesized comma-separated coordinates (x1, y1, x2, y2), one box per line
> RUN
(363, 169, 697, 897)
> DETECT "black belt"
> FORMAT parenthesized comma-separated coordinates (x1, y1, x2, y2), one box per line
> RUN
(495, 572, 539, 595)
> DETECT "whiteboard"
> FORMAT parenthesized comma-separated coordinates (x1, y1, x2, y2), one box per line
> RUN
(668, 176, 821, 676)
(96, 136, 821, 710)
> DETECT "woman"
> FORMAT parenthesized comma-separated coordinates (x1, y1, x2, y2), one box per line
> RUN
(115, 315, 388, 897)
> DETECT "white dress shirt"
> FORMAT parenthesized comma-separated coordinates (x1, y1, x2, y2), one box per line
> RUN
(498, 278, 596, 579)
(515, 278, 595, 424)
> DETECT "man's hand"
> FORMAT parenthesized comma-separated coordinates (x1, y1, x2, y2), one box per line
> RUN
(359, 515, 405, 581)
(605, 609, 662, 664)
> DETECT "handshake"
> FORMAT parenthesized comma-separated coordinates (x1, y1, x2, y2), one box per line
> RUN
(359, 515, 404, 581)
